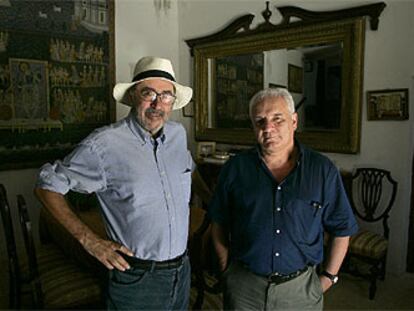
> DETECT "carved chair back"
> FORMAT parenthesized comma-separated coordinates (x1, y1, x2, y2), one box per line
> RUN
(350, 168, 397, 238)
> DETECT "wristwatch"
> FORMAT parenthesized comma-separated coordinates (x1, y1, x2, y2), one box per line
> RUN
(321, 270, 339, 285)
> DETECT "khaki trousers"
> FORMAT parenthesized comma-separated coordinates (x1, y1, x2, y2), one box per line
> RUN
(223, 262, 323, 310)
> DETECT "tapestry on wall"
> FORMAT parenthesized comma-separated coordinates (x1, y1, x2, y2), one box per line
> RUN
(0, 0, 115, 170)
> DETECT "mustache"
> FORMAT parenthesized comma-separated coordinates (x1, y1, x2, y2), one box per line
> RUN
(145, 107, 165, 117)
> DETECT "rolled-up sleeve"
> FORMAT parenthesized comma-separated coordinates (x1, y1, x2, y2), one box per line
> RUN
(36, 139, 107, 195)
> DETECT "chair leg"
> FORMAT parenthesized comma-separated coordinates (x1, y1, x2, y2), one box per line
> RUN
(379, 257, 386, 281)
(368, 265, 379, 300)
(191, 269, 205, 310)
(192, 287, 205, 310)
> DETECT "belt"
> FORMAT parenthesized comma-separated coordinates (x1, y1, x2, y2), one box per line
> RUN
(268, 266, 309, 285)
(122, 251, 187, 270)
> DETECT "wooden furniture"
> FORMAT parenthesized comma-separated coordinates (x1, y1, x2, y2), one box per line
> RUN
(346, 168, 398, 299)
(0, 184, 28, 308)
(189, 170, 223, 310)
(17, 194, 104, 309)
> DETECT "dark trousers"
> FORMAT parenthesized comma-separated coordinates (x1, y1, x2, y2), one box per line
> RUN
(223, 262, 323, 310)
(107, 256, 191, 310)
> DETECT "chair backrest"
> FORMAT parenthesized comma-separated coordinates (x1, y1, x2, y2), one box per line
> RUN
(17, 194, 48, 307)
(0, 184, 21, 309)
(350, 168, 398, 238)
(17, 195, 40, 279)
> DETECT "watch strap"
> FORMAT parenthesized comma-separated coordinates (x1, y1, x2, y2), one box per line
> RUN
(321, 270, 339, 284)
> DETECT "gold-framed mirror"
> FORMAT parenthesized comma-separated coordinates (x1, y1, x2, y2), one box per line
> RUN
(186, 2, 386, 154)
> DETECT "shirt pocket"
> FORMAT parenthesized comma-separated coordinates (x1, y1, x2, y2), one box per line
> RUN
(180, 169, 192, 204)
(286, 197, 325, 246)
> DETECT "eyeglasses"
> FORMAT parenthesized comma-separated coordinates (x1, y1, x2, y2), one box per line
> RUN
(138, 87, 176, 105)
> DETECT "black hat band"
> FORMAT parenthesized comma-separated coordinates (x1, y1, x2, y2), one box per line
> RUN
(132, 70, 176, 83)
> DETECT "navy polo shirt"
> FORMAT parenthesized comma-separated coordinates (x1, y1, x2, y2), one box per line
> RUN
(208, 142, 358, 276)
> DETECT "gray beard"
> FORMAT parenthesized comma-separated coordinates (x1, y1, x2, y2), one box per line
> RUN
(133, 108, 166, 136)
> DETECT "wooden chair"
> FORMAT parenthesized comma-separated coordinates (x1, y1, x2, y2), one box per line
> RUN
(0, 184, 27, 308)
(17, 194, 105, 309)
(189, 170, 222, 310)
(346, 168, 397, 299)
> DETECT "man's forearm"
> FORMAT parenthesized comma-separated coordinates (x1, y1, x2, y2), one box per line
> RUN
(211, 222, 229, 272)
(324, 236, 349, 274)
(35, 187, 133, 271)
(34, 188, 100, 248)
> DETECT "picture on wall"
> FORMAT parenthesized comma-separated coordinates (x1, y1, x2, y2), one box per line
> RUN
(367, 88, 409, 120)
(0, 0, 115, 170)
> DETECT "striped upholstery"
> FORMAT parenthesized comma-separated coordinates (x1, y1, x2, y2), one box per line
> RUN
(40, 263, 102, 309)
(349, 230, 388, 259)
(31, 244, 102, 308)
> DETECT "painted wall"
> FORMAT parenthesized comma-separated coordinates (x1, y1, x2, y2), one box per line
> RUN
(0, 0, 412, 277)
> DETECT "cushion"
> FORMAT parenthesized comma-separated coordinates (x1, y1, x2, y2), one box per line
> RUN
(349, 230, 388, 259)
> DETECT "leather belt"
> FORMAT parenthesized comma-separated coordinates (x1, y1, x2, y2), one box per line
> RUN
(122, 251, 187, 270)
(268, 266, 309, 285)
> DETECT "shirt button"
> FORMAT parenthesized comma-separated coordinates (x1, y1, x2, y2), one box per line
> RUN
(166, 193, 171, 198)
(275, 252, 280, 257)
(160, 171, 165, 175)
(276, 229, 280, 234)
(276, 207, 281, 212)
(277, 186, 282, 190)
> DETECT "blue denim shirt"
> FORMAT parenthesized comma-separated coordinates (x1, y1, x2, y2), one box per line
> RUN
(37, 113, 194, 261)
(208, 142, 358, 276)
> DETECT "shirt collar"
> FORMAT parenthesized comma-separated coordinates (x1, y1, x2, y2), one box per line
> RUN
(126, 112, 166, 144)
(254, 138, 304, 165)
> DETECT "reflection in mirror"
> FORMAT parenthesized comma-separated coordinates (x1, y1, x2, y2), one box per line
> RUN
(206, 43, 343, 133)
(295, 42, 343, 132)
(207, 54, 263, 129)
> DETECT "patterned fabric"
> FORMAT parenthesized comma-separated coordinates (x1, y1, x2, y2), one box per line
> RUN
(30, 235, 103, 308)
(349, 230, 388, 259)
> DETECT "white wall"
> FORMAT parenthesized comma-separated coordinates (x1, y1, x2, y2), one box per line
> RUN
(1, 0, 412, 276)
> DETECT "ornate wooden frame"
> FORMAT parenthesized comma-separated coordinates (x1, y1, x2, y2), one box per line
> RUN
(186, 2, 386, 154)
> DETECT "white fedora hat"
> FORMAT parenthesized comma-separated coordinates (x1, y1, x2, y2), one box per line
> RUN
(113, 56, 193, 110)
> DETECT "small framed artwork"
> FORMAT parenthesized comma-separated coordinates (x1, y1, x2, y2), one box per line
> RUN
(196, 141, 216, 159)
(288, 64, 303, 93)
(183, 100, 194, 117)
(367, 89, 409, 120)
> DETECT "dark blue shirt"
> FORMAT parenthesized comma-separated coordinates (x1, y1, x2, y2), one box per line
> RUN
(208, 142, 358, 276)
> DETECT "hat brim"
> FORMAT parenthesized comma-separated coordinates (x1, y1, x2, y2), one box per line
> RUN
(113, 78, 193, 110)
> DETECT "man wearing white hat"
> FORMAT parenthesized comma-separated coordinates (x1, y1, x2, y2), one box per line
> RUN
(35, 56, 194, 310)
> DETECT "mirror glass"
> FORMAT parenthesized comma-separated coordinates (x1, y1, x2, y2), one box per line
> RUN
(189, 17, 366, 153)
(206, 42, 343, 133)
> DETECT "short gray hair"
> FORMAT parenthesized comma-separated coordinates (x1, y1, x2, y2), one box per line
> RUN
(249, 88, 295, 120)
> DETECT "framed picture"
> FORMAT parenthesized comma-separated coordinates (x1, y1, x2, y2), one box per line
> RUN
(367, 89, 409, 120)
(0, 0, 115, 170)
(288, 64, 303, 93)
(183, 100, 194, 117)
(196, 141, 216, 159)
